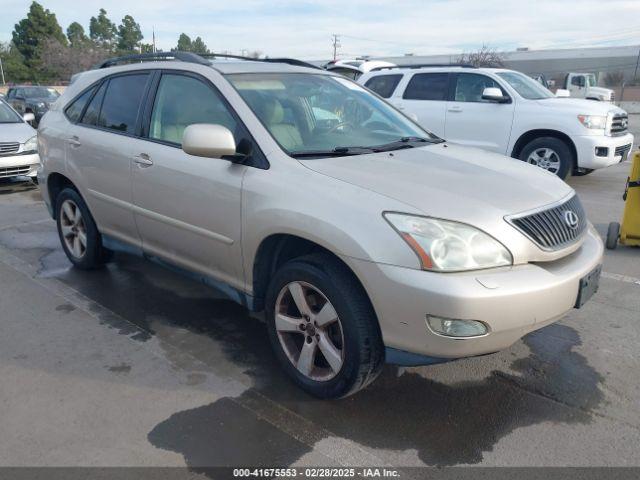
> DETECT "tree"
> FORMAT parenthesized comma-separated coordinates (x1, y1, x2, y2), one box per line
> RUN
(12, 1, 67, 69)
(604, 70, 624, 87)
(40, 37, 110, 82)
(457, 44, 505, 68)
(191, 37, 209, 55)
(89, 9, 117, 50)
(117, 15, 143, 53)
(67, 22, 88, 48)
(175, 33, 192, 52)
(0, 42, 32, 83)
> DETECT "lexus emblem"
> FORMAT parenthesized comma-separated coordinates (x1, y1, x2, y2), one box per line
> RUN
(621, 119, 628, 129)
(564, 210, 579, 229)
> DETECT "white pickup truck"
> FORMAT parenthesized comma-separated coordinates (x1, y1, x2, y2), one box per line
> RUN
(564, 72, 615, 102)
(358, 66, 633, 178)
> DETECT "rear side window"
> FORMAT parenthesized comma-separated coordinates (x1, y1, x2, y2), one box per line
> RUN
(403, 73, 449, 101)
(97, 74, 149, 134)
(65, 86, 97, 123)
(81, 82, 107, 126)
(364, 74, 403, 98)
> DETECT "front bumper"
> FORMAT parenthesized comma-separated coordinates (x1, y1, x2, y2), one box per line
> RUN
(0, 153, 40, 179)
(574, 132, 634, 169)
(346, 225, 603, 361)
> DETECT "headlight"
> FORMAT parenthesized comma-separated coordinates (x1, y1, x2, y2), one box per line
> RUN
(577, 114, 607, 130)
(384, 213, 513, 272)
(23, 135, 38, 153)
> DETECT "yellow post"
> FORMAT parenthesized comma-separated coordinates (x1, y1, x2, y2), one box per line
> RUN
(620, 150, 640, 246)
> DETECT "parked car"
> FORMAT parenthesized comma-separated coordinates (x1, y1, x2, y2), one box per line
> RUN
(5, 85, 60, 125)
(0, 98, 39, 180)
(563, 72, 614, 102)
(359, 65, 633, 178)
(38, 53, 603, 398)
(324, 59, 396, 80)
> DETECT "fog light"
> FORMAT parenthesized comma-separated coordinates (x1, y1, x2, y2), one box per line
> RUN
(426, 315, 488, 337)
(595, 147, 608, 157)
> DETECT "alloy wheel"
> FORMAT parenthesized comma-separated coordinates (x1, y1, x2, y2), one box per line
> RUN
(274, 281, 345, 381)
(60, 199, 87, 259)
(526, 147, 561, 174)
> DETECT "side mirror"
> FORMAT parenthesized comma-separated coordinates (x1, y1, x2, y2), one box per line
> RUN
(23, 112, 35, 123)
(182, 124, 237, 159)
(482, 87, 509, 103)
(555, 89, 571, 98)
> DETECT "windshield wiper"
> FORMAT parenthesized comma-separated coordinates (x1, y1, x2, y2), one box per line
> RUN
(372, 136, 442, 152)
(290, 146, 376, 158)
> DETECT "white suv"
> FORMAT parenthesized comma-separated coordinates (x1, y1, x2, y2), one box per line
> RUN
(359, 66, 633, 179)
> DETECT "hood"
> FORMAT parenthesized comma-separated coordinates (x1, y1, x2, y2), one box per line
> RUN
(0, 122, 36, 143)
(26, 97, 55, 106)
(300, 143, 573, 226)
(535, 97, 622, 115)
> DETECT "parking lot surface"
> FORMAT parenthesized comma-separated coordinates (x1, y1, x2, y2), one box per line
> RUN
(0, 120, 639, 471)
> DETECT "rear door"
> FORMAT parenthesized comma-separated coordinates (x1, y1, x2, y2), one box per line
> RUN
(131, 70, 251, 289)
(392, 72, 449, 138)
(444, 72, 515, 154)
(65, 72, 152, 247)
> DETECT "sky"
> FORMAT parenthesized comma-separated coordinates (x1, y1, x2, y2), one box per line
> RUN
(1, 0, 639, 60)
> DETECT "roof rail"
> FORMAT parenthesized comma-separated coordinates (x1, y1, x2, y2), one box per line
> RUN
(200, 53, 322, 70)
(370, 63, 477, 71)
(95, 51, 210, 69)
(95, 51, 323, 71)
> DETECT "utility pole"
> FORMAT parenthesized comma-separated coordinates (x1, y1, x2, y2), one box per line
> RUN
(634, 44, 640, 83)
(332, 34, 341, 61)
(0, 57, 5, 86)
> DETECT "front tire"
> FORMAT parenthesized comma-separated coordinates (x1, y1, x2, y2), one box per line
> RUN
(265, 253, 384, 399)
(55, 187, 111, 269)
(606, 222, 620, 250)
(519, 137, 573, 180)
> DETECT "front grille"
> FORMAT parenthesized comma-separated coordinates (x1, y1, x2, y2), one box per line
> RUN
(507, 195, 587, 251)
(610, 113, 628, 136)
(0, 142, 20, 156)
(614, 143, 632, 161)
(0, 165, 31, 178)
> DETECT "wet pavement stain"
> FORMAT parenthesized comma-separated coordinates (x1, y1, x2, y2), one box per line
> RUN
(148, 398, 311, 472)
(107, 363, 132, 374)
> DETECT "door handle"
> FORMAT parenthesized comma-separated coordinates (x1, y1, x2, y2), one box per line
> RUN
(68, 136, 81, 147)
(133, 153, 153, 167)
(448, 106, 463, 113)
(394, 104, 405, 110)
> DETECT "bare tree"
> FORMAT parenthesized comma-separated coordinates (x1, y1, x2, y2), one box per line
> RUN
(40, 37, 110, 82)
(604, 70, 624, 87)
(457, 44, 506, 67)
(247, 50, 263, 59)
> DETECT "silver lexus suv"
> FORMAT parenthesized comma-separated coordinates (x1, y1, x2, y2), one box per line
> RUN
(38, 52, 603, 398)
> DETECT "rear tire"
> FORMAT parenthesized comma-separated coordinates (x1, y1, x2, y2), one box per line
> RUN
(265, 253, 384, 398)
(606, 222, 620, 250)
(519, 137, 573, 180)
(55, 187, 112, 269)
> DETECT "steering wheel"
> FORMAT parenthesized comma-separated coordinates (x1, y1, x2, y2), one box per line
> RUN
(328, 121, 355, 134)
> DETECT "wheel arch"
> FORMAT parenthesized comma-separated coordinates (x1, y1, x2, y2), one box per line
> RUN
(251, 233, 374, 314)
(511, 129, 578, 170)
(47, 172, 79, 219)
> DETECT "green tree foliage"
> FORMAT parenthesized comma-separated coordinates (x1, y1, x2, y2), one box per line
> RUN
(11, 1, 67, 69)
(0, 42, 32, 83)
(175, 33, 192, 52)
(191, 37, 210, 55)
(89, 8, 117, 50)
(67, 22, 88, 48)
(117, 15, 143, 53)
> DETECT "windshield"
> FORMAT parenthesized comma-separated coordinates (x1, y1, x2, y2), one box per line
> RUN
(497, 71, 554, 100)
(0, 101, 23, 123)
(23, 87, 60, 99)
(227, 73, 439, 157)
(586, 74, 597, 87)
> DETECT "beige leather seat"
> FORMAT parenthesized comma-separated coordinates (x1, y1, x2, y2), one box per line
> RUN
(260, 98, 303, 151)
